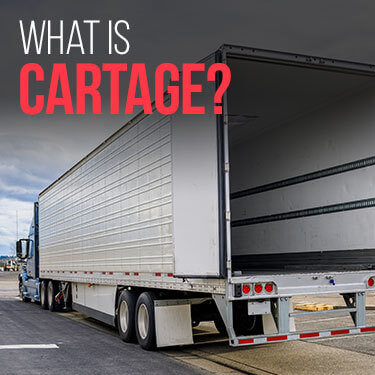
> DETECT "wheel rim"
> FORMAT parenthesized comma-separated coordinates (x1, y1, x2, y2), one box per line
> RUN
(119, 300, 129, 333)
(40, 285, 45, 304)
(137, 303, 149, 340)
(48, 284, 53, 306)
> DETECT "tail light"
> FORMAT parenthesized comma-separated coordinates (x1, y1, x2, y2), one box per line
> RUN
(368, 277, 375, 287)
(254, 284, 263, 294)
(242, 284, 251, 294)
(265, 283, 274, 293)
(235, 282, 276, 298)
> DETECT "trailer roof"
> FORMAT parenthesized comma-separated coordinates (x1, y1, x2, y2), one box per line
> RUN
(221, 44, 375, 75)
(39, 44, 375, 197)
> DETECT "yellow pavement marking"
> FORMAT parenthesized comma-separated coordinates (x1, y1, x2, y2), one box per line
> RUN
(294, 303, 334, 311)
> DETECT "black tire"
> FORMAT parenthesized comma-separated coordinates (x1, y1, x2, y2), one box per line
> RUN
(40, 280, 49, 310)
(214, 316, 227, 336)
(117, 290, 137, 342)
(234, 314, 263, 336)
(251, 315, 264, 335)
(135, 292, 156, 350)
(233, 301, 264, 336)
(47, 281, 57, 312)
(19, 283, 30, 303)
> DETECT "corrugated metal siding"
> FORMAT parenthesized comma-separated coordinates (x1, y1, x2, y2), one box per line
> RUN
(39, 112, 173, 273)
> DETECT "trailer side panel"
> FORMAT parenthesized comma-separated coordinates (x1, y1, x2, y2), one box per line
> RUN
(39, 111, 173, 275)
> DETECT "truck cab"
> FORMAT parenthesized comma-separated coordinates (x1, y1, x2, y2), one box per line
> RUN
(17, 202, 40, 302)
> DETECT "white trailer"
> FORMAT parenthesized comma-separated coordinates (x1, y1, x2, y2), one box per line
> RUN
(35, 45, 375, 349)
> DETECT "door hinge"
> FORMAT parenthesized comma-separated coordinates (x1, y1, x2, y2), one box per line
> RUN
(226, 211, 231, 221)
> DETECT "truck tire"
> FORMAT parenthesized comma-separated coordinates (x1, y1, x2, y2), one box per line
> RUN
(214, 316, 227, 336)
(40, 281, 48, 310)
(19, 284, 30, 303)
(234, 314, 263, 336)
(47, 281, 57, 312)
(117, 290, 137, 342)
(233, 301, 263, 336)
(135, 292, 156, 350)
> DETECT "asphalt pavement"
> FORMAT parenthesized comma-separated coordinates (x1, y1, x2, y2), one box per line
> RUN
(0, 272, 211, 375)
(2, 271, 375, 375)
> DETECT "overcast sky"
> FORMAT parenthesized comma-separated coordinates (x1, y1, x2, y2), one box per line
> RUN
(1, 0, 375, 255)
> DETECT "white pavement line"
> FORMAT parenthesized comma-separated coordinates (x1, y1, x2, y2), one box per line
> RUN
(0, 344, 59, 350)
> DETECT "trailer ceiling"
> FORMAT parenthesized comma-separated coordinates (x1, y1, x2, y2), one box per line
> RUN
(226, 57, 375, 144)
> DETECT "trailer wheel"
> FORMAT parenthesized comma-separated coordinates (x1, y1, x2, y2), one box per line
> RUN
(47, 281, 57, 312)
(117, 290, 137, 342)
(233, 301, 263, 336)
(135, 292, 156, 350)
(234, 314, 263, 336)
(214, 316, 227, 336)
(40, 281, 48, 310)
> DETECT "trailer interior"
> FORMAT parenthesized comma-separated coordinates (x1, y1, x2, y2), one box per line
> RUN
(226, 53, 375, 273)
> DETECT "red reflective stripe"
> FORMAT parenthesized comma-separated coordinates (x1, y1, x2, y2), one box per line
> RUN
(167, 273, 173, 277)
(331, 329, 350, 336)
(300, 332, 319, 339)
(90, 272, 93, 274)
(102, 272, 106, 275)
(134, 272, 139, 276)
(125, 272, 130, 275)
(155, 272, 161, 277)
(361, 327, 375, 333)
(109, 272, 113, 275)
(267, 335, 288, 342)
(238, 338, 254, 344)
(84, 272, 87, 274)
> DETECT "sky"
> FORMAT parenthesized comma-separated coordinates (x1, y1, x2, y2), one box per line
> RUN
(1, 0, 375, 255)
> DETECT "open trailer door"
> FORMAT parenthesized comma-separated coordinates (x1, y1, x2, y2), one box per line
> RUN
(171, 52, 227, 278)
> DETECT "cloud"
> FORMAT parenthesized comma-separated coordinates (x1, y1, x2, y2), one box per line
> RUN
(0, 134, 66, 203)
(0, 197, 34, 255)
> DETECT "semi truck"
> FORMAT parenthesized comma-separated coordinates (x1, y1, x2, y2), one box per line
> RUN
(17, 44, 375, 350)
